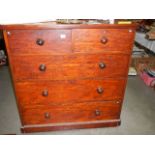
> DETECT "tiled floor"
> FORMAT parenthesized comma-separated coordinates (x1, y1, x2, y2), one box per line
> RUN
(0, 66, 155, 135)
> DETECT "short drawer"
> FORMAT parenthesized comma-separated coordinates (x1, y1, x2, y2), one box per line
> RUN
(15, 79, 126, 106)
(11, 53, 130, 81)
(72, 29, 135, 53)
(6, 30, 72, 54)
(21, 101, 121, 125)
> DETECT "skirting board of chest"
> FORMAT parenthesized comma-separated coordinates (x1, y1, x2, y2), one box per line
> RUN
(1, 23, 136, 133)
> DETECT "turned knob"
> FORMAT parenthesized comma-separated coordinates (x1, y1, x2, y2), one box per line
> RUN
(36, 39, 44, 46)
(42, 90, 48, 97)
(97, 87, 104, 94)
(39, 64, 46, 71)
(95, 110, 101, 116)
(44, 112, 51, 119)
(99, 62, 106, 69)
(100, 37, 108, 44)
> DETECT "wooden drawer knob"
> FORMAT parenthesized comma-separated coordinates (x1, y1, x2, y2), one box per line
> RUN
(100, 37, 108, 44)
(42, 90, 48, 97)
(44, 112, 51, 119)
(99, 62, 106, 69)
(97, 87, 104, 94)
(39, 64, 46, 71)
(95, 110, 101, 116)
(36, 39, 44, 46)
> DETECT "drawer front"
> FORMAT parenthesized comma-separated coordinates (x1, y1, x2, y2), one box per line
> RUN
(21, 101, 121, 125)
(15, 79, 125, 106)
(11, 54, 129, 81)
(6, 30, 72, 54)
(72, 29, 135, 53)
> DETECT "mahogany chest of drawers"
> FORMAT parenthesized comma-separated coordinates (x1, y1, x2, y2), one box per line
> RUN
(2, 23, 136, 133)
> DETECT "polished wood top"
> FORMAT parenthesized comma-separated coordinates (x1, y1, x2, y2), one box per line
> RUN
(0, 22, 137, 30)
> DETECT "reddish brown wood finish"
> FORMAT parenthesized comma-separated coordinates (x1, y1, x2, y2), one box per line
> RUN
(72, 29, 135, 53)
(1, 23, 137, 30)
(21, 101, 121, 125)
(11, 54, 130, 81)
(21, 119, 121, 133)
(20, 100, 122, 110)
(6, 30, 72, 54)
(2, 23, 136, 133)
(15, 79, 125, 107)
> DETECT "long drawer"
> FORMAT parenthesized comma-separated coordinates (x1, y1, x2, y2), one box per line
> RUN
(72, 29, 135, 53)
(15, 79, 125, 106)
(11, 54, 129, 81)
(6, 30, 72, 54)
(21, 101, 121, 125)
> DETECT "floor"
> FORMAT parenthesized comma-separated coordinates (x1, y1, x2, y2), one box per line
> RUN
(0, 66, 155, 135)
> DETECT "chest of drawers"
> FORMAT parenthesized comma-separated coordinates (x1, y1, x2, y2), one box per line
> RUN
(2, 24, 136, 133)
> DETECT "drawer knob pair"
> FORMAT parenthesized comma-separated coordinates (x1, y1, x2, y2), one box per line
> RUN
(36, 39, 44, 46)
(45, 111, 101, 119)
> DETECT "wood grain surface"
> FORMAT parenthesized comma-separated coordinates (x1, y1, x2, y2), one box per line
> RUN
(1, 23, 137, 30)
(2, 24, 136, 132)
(6, 30, 72, 54)
(21, 119, 121, 133)
(15, 79, 125, 107)
(72, 29, 135, 53)
(21, 101, 121, 125)
(11, 53, 130, 81)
